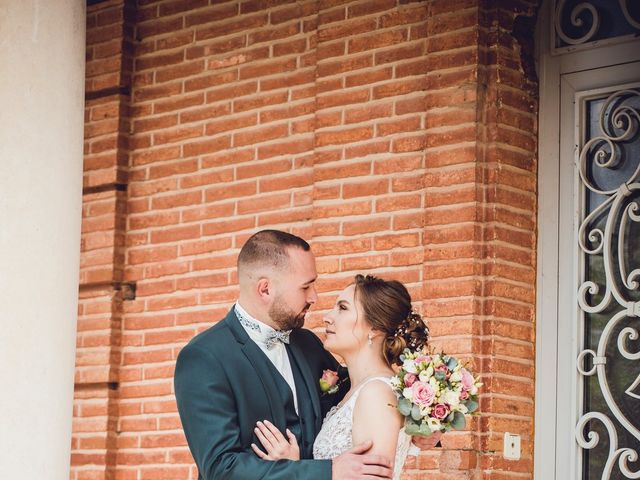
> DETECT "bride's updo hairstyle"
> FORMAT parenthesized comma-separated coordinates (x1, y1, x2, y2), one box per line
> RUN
(353, 274, 429, 366)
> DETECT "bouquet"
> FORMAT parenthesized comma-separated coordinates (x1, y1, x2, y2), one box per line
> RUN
(390, 349, 481, 436)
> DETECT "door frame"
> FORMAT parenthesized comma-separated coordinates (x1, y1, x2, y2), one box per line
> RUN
(534, 1, 640, 479)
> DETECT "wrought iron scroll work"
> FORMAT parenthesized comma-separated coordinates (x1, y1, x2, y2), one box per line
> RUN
(575, 89, 640, 479)
(554, 0, 640, 48)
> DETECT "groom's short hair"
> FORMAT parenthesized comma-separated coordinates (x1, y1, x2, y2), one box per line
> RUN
(238, 229, 310, 274)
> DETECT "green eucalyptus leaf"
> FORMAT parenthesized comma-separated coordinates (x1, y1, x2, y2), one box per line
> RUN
(405, 422, 420, 436)
(411, 404, 422, 421)
(418, 423, 433, 437)
(451, 411, 466, 430)
(465, 399, 478, 413)
(398, 398, 412, 416)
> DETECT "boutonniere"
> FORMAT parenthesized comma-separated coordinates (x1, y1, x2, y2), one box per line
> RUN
(319, 369, 341, 395)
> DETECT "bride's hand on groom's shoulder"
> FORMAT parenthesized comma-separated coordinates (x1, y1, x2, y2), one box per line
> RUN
(411, 430, 442, 450)
(251, 420, 300, 461)
(332, 440, 392, 480)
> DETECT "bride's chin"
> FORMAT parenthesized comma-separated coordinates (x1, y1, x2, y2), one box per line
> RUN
(323, 337, 338, 354)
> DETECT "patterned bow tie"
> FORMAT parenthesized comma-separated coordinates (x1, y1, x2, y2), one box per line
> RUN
(264, 329, 291, 350)
(236, 306, 291, 350)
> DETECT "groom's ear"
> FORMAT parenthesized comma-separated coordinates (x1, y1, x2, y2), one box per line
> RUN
(256, 277, 271, 301)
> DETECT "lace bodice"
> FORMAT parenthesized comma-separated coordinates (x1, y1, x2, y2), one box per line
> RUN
(312, 377, 411, 480)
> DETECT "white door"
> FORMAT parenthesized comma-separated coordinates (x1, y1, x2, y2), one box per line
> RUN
(558, 65, 640, 480)
(535, 3, 640, 479)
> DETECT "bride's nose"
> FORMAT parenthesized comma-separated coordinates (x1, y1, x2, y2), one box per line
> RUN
(323, 314, 332, 325)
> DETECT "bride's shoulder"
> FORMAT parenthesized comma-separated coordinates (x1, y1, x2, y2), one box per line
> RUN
(354, 378, 397, 409)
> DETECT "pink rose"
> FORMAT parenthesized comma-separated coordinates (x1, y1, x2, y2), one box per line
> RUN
(404, 373, 417, 387)
(415, 355, 431, 364)
(319, 369, 339, 393)
(432, 403, 450, 420)
(435, 364, 450, 379)
(460, 390, 469, 400)
(460, 368, 474, 390)
(411, 381, 435, 407)
(435, 364, 449, 373)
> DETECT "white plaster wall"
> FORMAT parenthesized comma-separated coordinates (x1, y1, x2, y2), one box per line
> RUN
(0, 1, 86, 478)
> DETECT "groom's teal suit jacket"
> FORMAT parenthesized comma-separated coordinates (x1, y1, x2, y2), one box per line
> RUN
(174, 308, 347, 479)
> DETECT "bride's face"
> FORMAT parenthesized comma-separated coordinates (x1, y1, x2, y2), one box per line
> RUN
(322, 284, 368, 357)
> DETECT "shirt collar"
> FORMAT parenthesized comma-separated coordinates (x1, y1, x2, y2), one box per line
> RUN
(235, 302, 279, 345)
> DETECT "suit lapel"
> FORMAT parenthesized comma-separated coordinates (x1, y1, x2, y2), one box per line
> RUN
(223, 309, 287, 429)
(288, 338, 321, 422)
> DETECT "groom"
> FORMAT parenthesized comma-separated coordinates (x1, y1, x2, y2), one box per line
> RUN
(174, 230, 393, 479)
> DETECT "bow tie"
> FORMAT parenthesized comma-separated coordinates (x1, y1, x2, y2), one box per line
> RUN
(264, 329, 291, 350)
(235, 307, 291, 350)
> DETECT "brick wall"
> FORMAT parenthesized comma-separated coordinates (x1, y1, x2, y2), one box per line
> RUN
(73, 1, 540, 479)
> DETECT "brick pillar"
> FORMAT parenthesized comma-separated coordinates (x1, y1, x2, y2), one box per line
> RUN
(71, 1, 135, 479)
(0, 1, 86, 478)
(422, 1, 539, 479)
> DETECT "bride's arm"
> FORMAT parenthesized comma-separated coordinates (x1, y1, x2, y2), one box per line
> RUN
(351, 382, 403, 464)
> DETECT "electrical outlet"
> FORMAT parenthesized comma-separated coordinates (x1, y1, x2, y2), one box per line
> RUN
(503, 432, 521, 460)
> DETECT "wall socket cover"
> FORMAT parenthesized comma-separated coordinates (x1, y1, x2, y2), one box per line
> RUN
(503, 432, 521, 460)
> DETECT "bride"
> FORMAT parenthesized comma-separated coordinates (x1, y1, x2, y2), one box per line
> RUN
(251, 274, 436, 479)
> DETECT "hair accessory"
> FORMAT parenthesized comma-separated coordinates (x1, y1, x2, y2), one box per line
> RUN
(392, 310, 429, 348)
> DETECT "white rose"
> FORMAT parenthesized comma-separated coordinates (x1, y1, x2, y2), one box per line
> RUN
(427, 418, 442, 430)
(390, 376, 401, 390)
(403, 360, 418, 374)
(449, 371, 462, 382)
(443, 390, 460, 407)
(403, 387, 414, 400)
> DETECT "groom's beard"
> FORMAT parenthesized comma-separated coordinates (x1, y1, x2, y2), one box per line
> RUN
(269, 296, 310, 331)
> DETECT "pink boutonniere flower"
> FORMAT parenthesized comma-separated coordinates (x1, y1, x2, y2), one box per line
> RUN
(319, 369, 340, 395)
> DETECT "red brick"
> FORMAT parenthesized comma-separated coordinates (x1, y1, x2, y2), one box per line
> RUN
(185, 3, 239, 27)
(205, 181, 257, 202)
(344, 103, 393, 124)
(317, 54, 373, 77)
(239, 58, 297, 80)
(195, 14, 268, 41)
(183, 136, 231, 157)
(315, 126, 373, 147)
(260, 70, 316, 91)
(347, 0, 396, 18)
(342, 178, 389, 198)
(315, 161, 371, 181)
(343, 217, 391, 236)
(150, 225, 200, 244)
(237, 159, 291, 180)
(205, 114, 257, 135)
(318, 18, 376, 42)
(350, 30, 408, 54)
(313, 200, 372, 218)
(237, 192, 290, 214)
(233, 123, 288, 147)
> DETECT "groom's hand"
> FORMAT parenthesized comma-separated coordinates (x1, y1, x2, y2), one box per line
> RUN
(411, 431, 442, 450)
(332, 440, 392, 479)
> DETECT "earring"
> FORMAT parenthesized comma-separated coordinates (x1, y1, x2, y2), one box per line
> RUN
(367, 333, 373, 346)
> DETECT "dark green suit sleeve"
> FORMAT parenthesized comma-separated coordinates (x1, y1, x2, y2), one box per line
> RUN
(174, 344, 333, 480)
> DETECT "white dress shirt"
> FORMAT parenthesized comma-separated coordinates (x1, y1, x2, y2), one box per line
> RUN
(235, 302, 298, 413)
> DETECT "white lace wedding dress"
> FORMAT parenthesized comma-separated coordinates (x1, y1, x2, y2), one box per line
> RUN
(313, 377, 412, 480)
